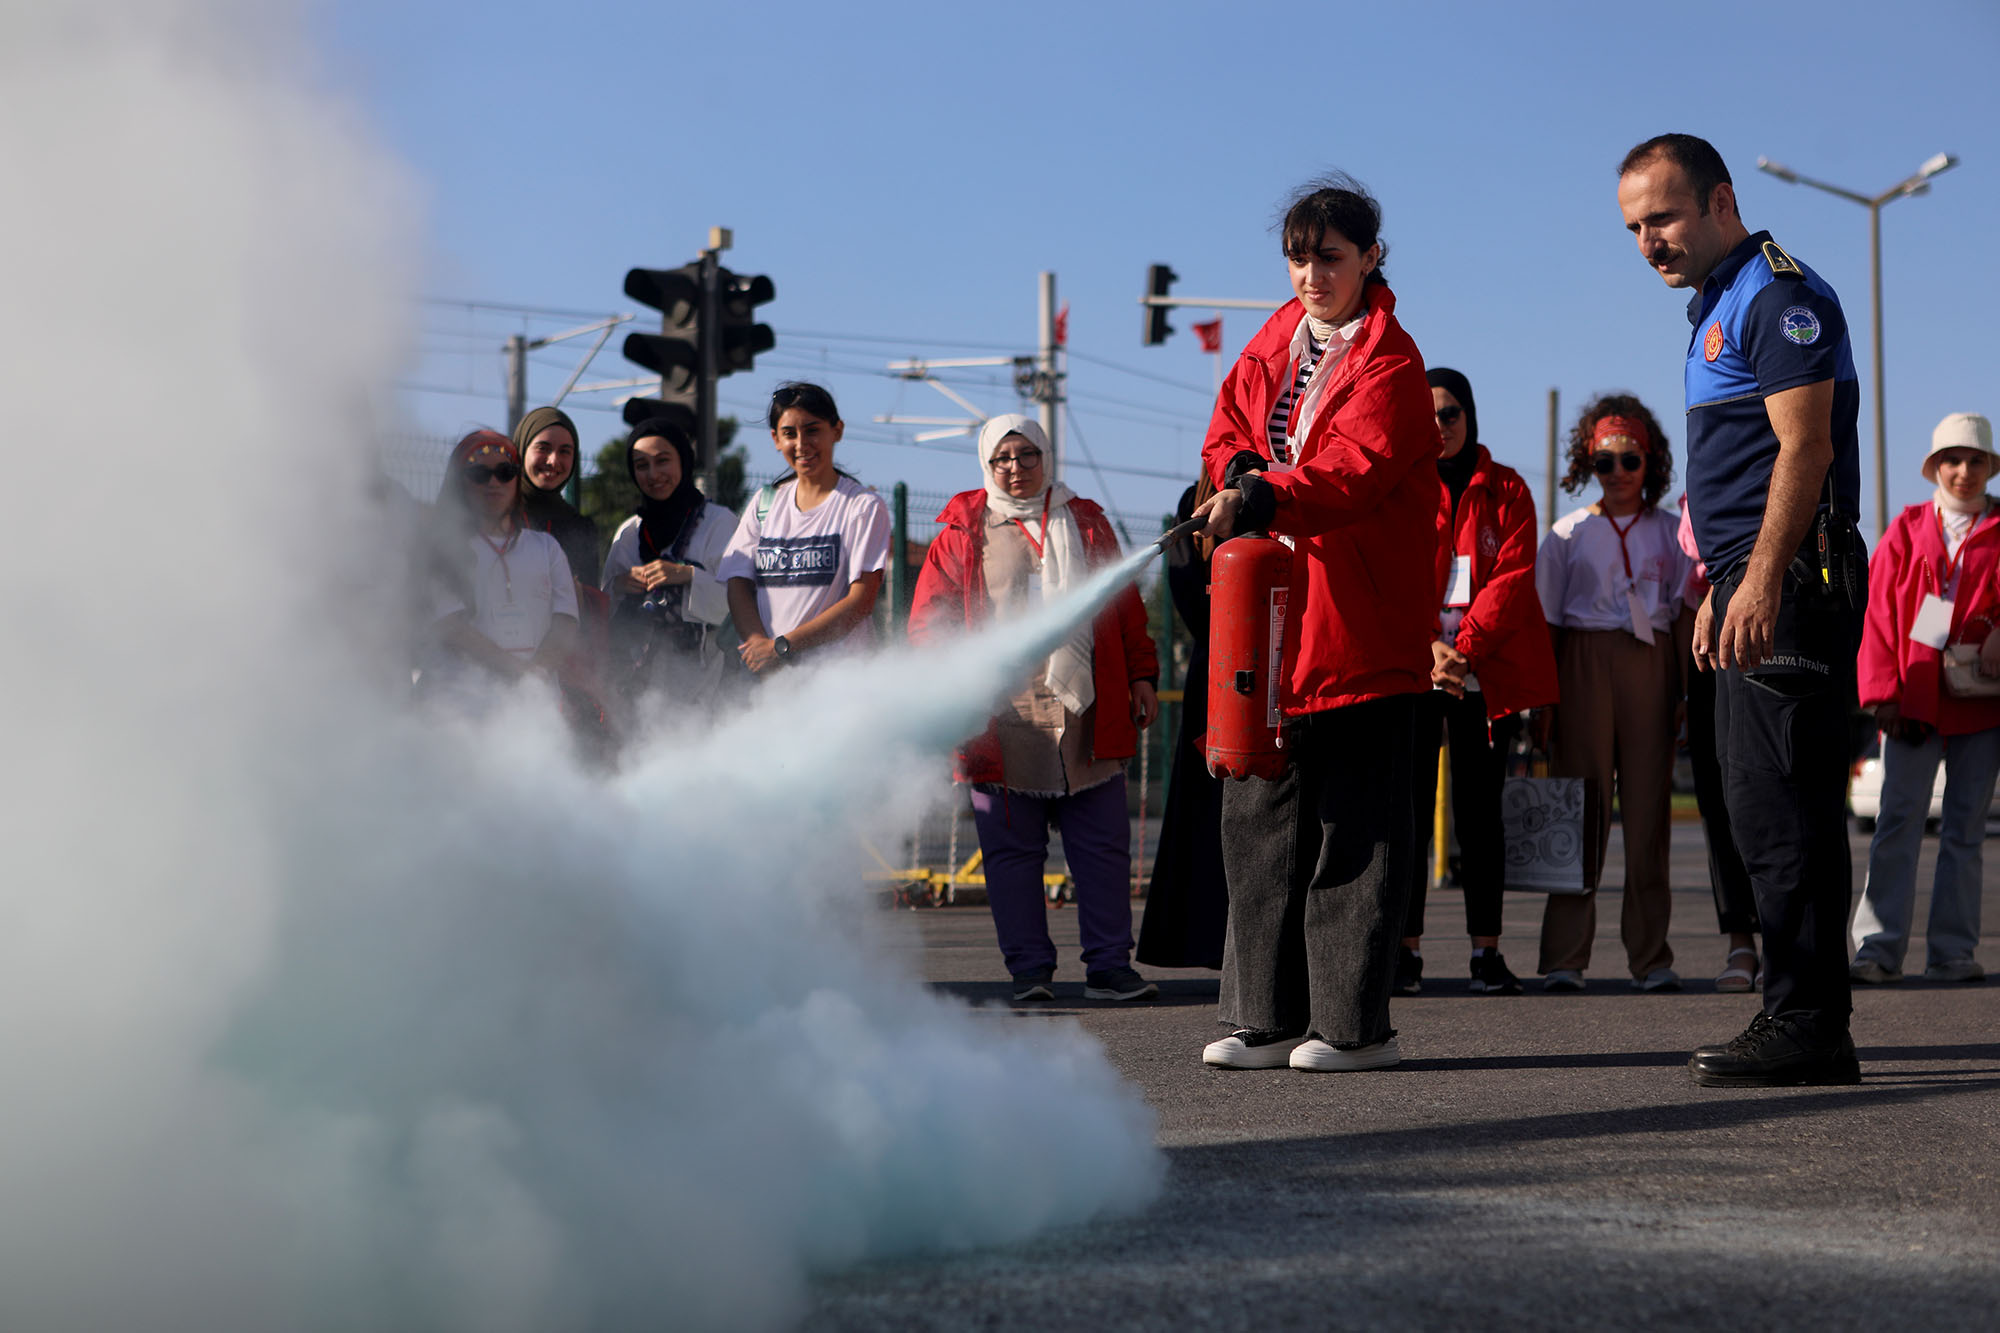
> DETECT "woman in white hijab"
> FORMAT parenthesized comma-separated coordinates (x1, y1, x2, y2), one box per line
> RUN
(910, 415, 1162, 1002)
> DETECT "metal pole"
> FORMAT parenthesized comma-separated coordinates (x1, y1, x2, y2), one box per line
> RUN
(1545, 387, 1560, 529)
(890, 481, 910, 631)
(1868, 202, 1888, 539)
(504, 334, 527, 435)
(1038, 271, 1060, 483)
(697, 248, 722, 498)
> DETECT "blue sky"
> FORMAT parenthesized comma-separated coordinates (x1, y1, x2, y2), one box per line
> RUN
(325, 0, 2000, 531)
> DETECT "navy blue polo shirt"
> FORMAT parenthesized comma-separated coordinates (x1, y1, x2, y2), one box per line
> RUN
(1683, 230, 1861, 575)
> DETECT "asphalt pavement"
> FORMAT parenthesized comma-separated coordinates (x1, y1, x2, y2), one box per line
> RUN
(808, 823, 2000, 1331)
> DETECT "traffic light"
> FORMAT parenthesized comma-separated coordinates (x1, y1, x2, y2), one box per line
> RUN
(1142, 264, 1177, 346)
(717, 270, 776, 374)
(618, 261, 775, 432)
(621, 264, 700, 432)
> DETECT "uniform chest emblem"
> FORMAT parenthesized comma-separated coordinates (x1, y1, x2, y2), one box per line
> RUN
(1703, 321, 1724, 362)
(1478, 526, 1499, 559)
(1780, 306, 1822, 345)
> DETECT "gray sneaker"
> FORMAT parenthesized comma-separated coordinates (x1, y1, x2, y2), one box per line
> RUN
(1849, 959, 1903, 985)
(1011, 968, 1055, 1001)
(1543, 968, 1585, 992)
(1923, 958, 1986, 983)
(1635, 967, 1683, 993)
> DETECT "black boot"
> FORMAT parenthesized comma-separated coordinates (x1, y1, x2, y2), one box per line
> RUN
(1688, 1013, 1860, 1087)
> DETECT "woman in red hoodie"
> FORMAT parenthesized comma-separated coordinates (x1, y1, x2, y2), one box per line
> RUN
(1403, 367, 1557, 998)
(909, 415, 1160, 1004)
(1851, 412, 2000, 985)
(1193, 175, 1440, 1073)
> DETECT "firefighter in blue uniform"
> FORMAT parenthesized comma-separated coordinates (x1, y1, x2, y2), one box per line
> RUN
(1617, 133, 1867, 1087)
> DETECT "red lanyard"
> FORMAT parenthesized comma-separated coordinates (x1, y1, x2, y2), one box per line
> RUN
(480, 524, 518, 600)
(1937, 505, 1971, 595)
(1011, 489, 1052, 559)
(1604, 510, 1640, 582)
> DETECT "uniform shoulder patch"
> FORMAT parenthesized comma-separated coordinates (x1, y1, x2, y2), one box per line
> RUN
(1780, 305, 1822, 345)
(1703, 321, 1725, 362)
(1761, 240, 1804, 280)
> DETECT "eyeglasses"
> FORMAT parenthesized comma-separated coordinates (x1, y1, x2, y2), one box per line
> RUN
(464, 463, 521, 484)
(1435, 406, 1463, 426)
(1591, 452, 1644, 475)
(991, 449, 1043, 471)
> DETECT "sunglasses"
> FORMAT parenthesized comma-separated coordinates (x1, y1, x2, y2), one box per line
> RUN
(464, 463, 521, 485)
(1591, 452, 1644, 475)
(991, 449, 1043, 471)
(1435, 405, 1463, 426)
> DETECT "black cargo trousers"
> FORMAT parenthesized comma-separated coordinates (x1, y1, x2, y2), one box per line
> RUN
(1708, 564, 1865, 1034)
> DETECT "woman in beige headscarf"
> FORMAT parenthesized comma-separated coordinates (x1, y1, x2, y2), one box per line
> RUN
(909, 415, 1161, 1003)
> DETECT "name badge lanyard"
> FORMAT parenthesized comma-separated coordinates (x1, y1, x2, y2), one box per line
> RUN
(1911, 508, 1970, 651)
(1604, 511, 1655, 645)
(1936, 506, 1972, 599)
(481, 525, 520, 605)
(1012, 490, 1053, 602)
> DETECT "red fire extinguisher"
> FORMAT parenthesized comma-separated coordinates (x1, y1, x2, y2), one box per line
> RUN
(1206, 535, 1293, 779)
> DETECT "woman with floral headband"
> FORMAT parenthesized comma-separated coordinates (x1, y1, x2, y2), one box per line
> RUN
(1533, 395, 1694, 993)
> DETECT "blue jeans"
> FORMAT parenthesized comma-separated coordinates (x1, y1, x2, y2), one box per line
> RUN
(1852, 725, 2000, 970)
(970, 777, 1134, 976)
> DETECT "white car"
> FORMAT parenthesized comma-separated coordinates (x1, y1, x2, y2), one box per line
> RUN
(1848, 730, 2000, 831)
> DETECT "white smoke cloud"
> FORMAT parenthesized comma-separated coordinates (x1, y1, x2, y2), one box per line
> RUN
(0, 4, 1162, 1330)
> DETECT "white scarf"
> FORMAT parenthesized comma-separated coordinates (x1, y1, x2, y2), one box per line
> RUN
(978, 414, 1094, 714)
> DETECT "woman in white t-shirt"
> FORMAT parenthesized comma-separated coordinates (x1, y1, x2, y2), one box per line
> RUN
(719, 382, 891, 673)
(427, 429, 580, 691)
(601, 417, 738, 715)
(1533, 395, 1693, 994)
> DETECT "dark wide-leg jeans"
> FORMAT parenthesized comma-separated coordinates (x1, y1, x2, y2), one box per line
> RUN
(1218, 693, 1419, 1046)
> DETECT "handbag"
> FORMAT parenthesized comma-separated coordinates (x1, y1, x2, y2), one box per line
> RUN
(1500, 776, 1598, 895)
(1940, 643, 2000, 698)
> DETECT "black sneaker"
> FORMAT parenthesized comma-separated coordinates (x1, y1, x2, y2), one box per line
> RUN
(1688, 1013, 1861, 1087)
(1011, 968, 1055, 1001)
(1083, 966, 1158, 1001)
(1393, 946, 1423, 996)
(1469, 951, 1523, 995)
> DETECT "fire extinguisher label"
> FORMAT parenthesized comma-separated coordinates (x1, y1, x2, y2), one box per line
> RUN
(1266, 587, 1288, 732)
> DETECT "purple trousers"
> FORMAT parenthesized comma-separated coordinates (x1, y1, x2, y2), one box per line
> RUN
(969, 777, 1134, 976)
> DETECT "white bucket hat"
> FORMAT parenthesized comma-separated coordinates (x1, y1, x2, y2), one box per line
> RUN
(1921, 412, 1996, 482)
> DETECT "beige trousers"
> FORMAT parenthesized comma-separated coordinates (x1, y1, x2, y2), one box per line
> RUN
(1538, 627, 1679, 978)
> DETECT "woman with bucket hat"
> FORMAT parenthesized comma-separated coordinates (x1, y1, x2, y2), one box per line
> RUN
(1851, 412, 2000, 985)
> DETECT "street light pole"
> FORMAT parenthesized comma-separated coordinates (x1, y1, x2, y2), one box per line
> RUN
(1756, 152, 1958, 539)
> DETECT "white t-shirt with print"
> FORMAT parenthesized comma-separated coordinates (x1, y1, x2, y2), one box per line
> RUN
(434, 527, 578, 659)
(1535, 505, 1691, 636)
(717, 475, 891, 653)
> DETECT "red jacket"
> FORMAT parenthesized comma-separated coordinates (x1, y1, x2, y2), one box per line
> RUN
(1859, 500, 2000, 734)
(908, 489, 1160, 783)
(1201, 286, 1439, 715)
(1435, 447, 1558, 718)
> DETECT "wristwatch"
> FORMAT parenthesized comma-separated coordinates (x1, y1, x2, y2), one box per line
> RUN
(773, 635, 793, 661)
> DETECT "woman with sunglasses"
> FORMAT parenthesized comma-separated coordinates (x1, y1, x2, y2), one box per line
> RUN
(1533, 394, 1694, 992)
(1191, 174, 1439, 1072)
(909, 415, 1160, 1002)
(719, 382, 890, 673)
(600, 416, 738, 717)
(426, 429, 579, 692)
(1403, 368, 1557, 998)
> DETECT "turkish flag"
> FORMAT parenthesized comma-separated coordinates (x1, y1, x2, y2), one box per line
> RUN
(1192, 317, 1223, 353)
(1055, 303, 1069, 347)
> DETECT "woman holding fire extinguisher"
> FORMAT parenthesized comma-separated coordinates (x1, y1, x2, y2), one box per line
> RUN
(1192, 174, 1440, 1072)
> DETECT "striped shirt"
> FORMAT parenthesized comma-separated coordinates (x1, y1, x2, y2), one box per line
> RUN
(1266, 334, 1324, 466)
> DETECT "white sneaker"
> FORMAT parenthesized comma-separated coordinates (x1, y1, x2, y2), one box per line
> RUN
(1202, 1029, 1306, 1069)
(1289, 1036, 1402, 1072)
(1635, 967, 1682, 993)
(1543, 969, 1585, 992)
